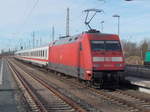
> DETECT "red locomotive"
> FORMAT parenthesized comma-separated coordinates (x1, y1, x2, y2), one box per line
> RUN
(49, 30, 125, 85)
(15, 30, 125, 87)
(15, 9, 125, 88)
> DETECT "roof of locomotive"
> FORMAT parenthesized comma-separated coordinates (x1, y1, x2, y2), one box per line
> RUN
(83, 29, 118, 37)
(52, 31, 119, 46)
(52, 35, 81, 46)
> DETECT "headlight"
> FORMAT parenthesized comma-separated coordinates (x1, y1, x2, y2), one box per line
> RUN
(86, 70, 92, 74)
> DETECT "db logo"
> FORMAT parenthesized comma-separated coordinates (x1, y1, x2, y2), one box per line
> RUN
(105, 57, 111, 61)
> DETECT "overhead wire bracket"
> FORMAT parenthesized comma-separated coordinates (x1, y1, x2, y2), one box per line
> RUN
(84, 9, 104, 30)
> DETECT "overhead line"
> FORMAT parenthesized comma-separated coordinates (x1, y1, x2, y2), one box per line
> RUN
(16, 0, 40, 34)
(24, 0, 40, 22)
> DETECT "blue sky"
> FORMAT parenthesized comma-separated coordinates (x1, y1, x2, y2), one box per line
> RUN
(0, 0, 150, 52)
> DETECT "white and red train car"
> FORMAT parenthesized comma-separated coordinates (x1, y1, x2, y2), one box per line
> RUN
(15, 46, 49, 66)
(15, 30, 125, 86)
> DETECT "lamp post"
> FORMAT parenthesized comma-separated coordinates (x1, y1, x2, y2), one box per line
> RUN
(100, 21, 104, 32)
(113, 14, 120, 36)
(124, 0, 133, 1)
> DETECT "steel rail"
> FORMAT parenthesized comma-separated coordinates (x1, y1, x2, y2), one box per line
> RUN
(7, 61, 47, 112)
(12, 58, 150, 112)
(9, 59, 87, 112)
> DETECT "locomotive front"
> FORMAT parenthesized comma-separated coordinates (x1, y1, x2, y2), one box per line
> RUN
(83, 33, 125, 86)
(90, 34, 124, 71)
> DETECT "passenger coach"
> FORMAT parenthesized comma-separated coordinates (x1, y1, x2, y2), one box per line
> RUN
(15, 46, 49, 67)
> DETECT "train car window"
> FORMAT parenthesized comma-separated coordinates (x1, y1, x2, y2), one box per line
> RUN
(44, 50, 45, 57)
(91, 40, 105, 51)
(43, 50, 45, 57)
(42, 50, 43, 57)
(105, 41, 121, 51)
(43, 50, 44, 57)
(45, 50, 47, 58)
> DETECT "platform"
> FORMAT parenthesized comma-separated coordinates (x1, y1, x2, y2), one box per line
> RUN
(125, 76, 150, 94)
(125, 76, 150, 88)
(0, 58, 25, 112)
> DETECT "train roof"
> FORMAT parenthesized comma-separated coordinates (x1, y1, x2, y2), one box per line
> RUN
(52, 31, 119, 46)
(15, 45, 49, 54)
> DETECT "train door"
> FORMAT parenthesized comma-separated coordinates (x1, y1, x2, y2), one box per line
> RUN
(77, 42, 84, 79)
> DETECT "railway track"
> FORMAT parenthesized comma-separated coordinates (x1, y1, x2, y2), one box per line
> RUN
(55, 75, 150, 112)
(10, 58, 150, 112)
(7, 59, 87, 112)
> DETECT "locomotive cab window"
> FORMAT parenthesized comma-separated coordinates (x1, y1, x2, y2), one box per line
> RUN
(91, 40, 105, 51)
(91, 40, 121, 51)
(105, 40, 121, 51)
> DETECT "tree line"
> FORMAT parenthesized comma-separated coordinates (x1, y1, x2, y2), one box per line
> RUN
(122, 39, 150, 64)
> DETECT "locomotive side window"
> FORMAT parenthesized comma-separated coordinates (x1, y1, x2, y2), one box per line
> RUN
(105, 41, 121, 51)
(91, 41, 105, 51)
